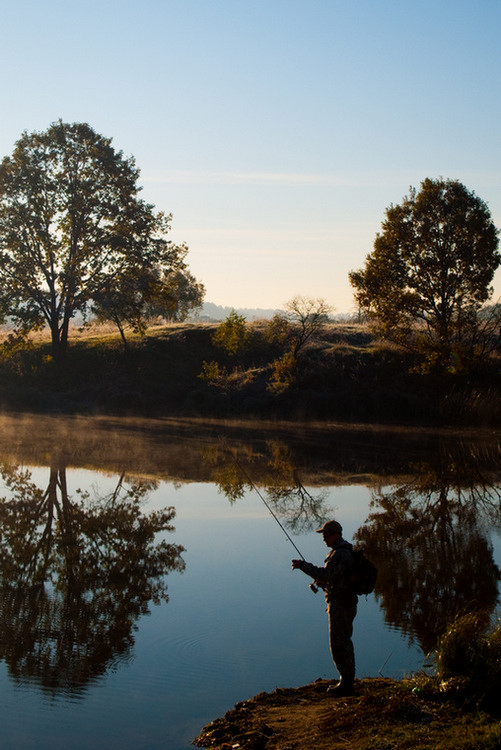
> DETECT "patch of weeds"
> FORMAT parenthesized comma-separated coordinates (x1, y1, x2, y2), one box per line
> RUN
(411, 610, 501, 714)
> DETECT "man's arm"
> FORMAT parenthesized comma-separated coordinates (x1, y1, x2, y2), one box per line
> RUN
(291, 558, 329, 582)
(292, 549, 351, 586)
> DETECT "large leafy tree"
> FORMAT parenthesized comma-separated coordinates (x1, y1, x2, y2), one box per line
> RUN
(91, 260, 206, 344)
(91, 264, 179, 346)
(349, 178, 500, 371)
(144, 267, 206, 322)
(0, 121, 192, 360)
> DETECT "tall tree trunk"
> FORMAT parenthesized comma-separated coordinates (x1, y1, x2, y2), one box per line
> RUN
(51, 312, 71, 362)
(50, 320, 64, 362)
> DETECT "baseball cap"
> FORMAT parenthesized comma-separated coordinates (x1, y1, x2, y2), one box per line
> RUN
(316, 520, 342, 535)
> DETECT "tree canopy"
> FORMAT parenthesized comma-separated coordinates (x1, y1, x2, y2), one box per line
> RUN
(349, 178, 500, 371)
(0, 121, 200, 359)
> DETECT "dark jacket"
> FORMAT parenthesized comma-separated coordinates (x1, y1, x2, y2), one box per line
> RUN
(300, 539, 357, 605)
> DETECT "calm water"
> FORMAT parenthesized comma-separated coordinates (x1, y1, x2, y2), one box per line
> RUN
(0, 416, 500, 749)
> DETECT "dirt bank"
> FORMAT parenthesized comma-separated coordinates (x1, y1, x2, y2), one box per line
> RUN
(193, 677, 501, 750)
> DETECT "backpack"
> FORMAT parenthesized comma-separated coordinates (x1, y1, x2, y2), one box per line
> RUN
(349, 548, 378, 596)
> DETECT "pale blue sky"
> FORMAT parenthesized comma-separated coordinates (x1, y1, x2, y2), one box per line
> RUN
(1, 0, 500, 312)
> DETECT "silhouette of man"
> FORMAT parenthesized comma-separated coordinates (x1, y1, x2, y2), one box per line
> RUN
(292, 520, 357, 696)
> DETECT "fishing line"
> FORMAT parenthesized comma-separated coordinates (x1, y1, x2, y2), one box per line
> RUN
(220, 440, 306, 560)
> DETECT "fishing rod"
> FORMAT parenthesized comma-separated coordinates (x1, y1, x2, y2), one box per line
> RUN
(221, 441, 318, 593)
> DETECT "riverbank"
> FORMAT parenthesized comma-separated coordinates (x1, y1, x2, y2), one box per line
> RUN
(1, 321, 501, 426)
(193, 677, 501, 750)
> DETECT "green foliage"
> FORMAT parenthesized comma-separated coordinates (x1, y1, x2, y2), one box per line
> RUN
(268, 350, 296, 392)
(145, 268, 205, 322)
(198, 360, 225, 381)
(415, 610, 501, 713)
(264, 296, 334, 392)
(266, 313, 292, 345)
(0, 121, 194, 360)
(91, 266, 171, 347)
(350, 178, 500, 373)
(436, 611, 501, 685)
(212, 310, 251, 355)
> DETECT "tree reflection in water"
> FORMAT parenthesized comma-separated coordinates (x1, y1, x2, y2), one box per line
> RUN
(208, 441, 330, 533)
(208, 436, 501, 661)
(355, 453, 501, 656)
(0, 462, 185, 696)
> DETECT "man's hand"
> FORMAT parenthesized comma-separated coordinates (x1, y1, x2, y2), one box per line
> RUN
(291, 559, 304, 570)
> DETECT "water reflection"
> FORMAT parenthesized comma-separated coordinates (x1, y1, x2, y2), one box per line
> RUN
(354, 451, 501, 655)
(0, 462, 185, 696)
(207, 441, 330, 532)
(212, 436, 501, 659)
(1, 416, 501, 750)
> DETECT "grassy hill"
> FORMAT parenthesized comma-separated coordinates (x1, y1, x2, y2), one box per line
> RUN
(0, 321, 500, 426)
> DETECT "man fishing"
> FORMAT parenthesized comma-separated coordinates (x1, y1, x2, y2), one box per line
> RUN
(292, 520, 357, 696)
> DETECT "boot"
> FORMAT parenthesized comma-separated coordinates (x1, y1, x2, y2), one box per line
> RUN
(327, 676, 355, 696)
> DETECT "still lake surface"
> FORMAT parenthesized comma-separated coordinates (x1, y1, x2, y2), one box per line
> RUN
(0, 414, 500, 749)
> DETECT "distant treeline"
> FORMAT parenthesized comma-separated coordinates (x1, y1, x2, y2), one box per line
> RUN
(197, 302, 282, 321)
(197, 301, 354, 322)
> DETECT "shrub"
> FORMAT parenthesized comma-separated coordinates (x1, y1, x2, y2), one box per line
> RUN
(212, 310, 251, 356)
(198, 360, 225, 382)
(421, 610, 501, 712)
(268, 351, 296, 392)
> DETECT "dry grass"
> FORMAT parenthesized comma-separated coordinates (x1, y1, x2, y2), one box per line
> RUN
(194, 678, 501, 750)
(0, 320, 180, 342)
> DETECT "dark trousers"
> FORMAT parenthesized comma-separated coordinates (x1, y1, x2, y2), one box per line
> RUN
(327, 599, 357, 679)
